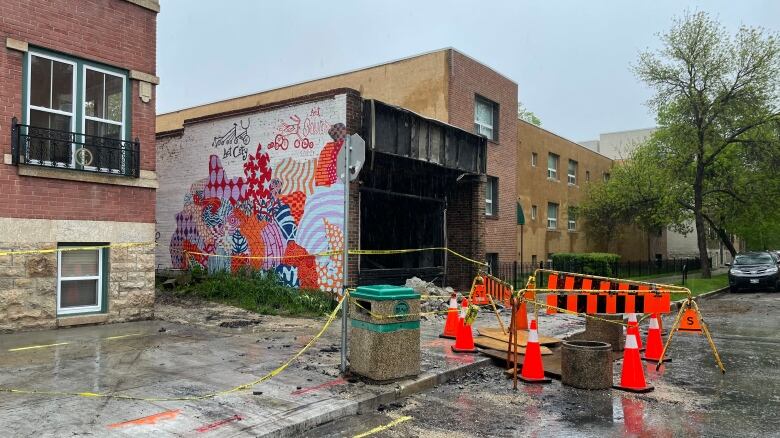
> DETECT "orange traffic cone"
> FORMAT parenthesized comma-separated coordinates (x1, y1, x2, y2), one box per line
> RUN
(519, 318, 551, 383)
(514, 300, 529, 331)
(626, 313, 644, 350)
(440, 293, 459, 339)
(642, 314, 670, 362)
(614, 333, 654, 393)
(451, 298, 476, 353)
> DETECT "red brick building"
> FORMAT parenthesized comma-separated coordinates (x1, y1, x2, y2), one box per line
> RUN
(0, 0, 159, 331)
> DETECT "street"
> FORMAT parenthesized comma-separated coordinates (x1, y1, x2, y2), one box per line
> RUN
(307, 291, 780, 437)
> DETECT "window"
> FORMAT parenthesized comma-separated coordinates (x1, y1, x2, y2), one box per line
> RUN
(568, 160, 578, 185)
(547, 153, 559, 180)
(84, 67, 126, 171)
(547, 202, 558, 229)
(57, 245, 106, 315)
(25, 50, 129, 173)
(603, 172, 611, 182)
(531, 152, 538, 167)
(531, 205, 537, 220)
(486, 253, 499, 274)
(485, 176, 498, 217)
(474, 95, 498, 141)
(531, 255, 538, 266)
(27, 53, 75, 164)
(568, 206, 577, 231)
(586, 170, 590, 182)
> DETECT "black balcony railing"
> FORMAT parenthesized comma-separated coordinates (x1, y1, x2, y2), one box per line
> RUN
(11, 117, 140, 178)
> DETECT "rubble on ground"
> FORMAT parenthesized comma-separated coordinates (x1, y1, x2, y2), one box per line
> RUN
(404, 277, 455, 320)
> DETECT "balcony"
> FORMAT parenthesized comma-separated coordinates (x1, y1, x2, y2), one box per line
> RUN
(11, 117, 140, 178)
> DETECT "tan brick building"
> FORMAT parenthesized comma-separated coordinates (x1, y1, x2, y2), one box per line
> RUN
(157, 48, 518, 283)
(517, 121, 666, 266)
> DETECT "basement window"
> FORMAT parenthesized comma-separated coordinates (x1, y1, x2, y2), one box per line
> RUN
(57, 244, 107, 315)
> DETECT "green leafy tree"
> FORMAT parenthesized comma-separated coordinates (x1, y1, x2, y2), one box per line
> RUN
(518, 101, 542, 126)
(633, 11, 780, 277)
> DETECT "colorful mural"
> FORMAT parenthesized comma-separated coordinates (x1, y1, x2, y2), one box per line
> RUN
(169, 105, 347, 292)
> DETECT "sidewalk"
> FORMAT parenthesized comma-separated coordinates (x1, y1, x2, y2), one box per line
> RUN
(0, 304, 580, 437)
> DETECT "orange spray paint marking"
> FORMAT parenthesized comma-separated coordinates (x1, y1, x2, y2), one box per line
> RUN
(195, 414, 243, 433)
(291, 377, 347, 396)
(108, 409, 181, 429)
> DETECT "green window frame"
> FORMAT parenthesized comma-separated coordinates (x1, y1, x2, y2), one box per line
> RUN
(57, 243, 110, 316)
(21, 47, 132, 172)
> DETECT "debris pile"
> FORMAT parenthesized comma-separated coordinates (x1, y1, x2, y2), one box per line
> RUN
(404, 277, 454, 319)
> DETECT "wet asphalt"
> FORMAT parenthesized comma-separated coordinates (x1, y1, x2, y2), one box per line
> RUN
(307, 291, 780, 437)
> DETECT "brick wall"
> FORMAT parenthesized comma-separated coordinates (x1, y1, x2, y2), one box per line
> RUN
(345, 92, 362, 287)
(156, 90, 354, 293)
(446, 50, 518, 266)
(446, 175, 487, 290)
(0, 0, 157, 223)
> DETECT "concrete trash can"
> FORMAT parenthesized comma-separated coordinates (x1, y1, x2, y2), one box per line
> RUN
(561, 340, 613, 390)
(349, 285, 421, 382)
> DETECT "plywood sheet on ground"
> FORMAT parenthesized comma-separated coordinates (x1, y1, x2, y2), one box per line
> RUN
(477, 327, 561, 347)
(495, 349, 626, 380)
(474, 336, 552, 355)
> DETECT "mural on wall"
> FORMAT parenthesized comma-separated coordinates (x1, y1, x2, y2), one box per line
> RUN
(169, 105, 347, 292)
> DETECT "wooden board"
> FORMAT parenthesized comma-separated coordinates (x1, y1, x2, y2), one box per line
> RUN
(477, 327, 562, 347)
(473, 336, 553, 355)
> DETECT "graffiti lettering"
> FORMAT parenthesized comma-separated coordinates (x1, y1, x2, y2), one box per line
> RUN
(213, 119, 251, 161)
(268, 113, 328, 151)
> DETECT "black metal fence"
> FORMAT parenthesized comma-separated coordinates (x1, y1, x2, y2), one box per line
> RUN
(492, 257, 703, 289)
(11, 117, 140, 177)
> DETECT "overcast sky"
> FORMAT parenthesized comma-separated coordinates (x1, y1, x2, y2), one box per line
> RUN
(157, 0, 779, 142)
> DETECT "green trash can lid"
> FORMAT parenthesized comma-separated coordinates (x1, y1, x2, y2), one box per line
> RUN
(352, 285, 420, 301)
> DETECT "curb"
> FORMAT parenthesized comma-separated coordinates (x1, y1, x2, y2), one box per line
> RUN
(262, 356, 491, 438)
(673, 286, 729, 310)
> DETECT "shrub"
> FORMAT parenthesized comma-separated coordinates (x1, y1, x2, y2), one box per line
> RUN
(551, 253, 621, 277)
(175, 269, 338, 317)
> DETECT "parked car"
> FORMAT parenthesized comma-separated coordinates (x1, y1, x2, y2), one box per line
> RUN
(727, 252, 780, 292)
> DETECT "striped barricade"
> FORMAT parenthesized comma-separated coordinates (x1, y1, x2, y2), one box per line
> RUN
(543, 272, 672, 315)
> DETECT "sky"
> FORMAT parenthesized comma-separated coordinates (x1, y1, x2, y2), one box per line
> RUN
(156, 0, 780, 142)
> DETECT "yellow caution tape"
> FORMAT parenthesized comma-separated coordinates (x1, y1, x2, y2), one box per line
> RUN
(354, 415, 413, 438)
(0, 294, 344, 402)
(0, 242, 155, 257)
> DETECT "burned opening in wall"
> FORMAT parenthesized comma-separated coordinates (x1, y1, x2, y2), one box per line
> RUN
(358, 154, 456, 286)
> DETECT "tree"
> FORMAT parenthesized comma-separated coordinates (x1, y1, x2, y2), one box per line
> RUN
(633, 11, 780, 277)
(518, 101, 541, 126)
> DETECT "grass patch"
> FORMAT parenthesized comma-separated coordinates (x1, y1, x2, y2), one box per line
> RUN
(173, 268, 338, 317)
(669, 274, 728, 301)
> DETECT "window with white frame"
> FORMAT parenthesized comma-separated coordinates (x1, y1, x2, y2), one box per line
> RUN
(25, 50, 128, 172)
(27, 53, 75, 164)
(547, 153, 559, 180)
(57, 246, 104, 315)
(531, 204, 537, 220)
(568, 159, 578, 185)
(568, 206, 577, 231)
(474, 96, 498, 141)
(531, 152, 538, 167)
(547, 202, 558, 229)
(84, 67, 126, 171)
(486, 176, 498, 217)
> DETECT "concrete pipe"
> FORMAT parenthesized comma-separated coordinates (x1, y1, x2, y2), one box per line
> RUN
(561, 340, 613, 390)
(585, 313, 625, 351)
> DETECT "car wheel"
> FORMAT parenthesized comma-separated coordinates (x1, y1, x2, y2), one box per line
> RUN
(730, 285, 739, 293)
(775, 281, 780, 293)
